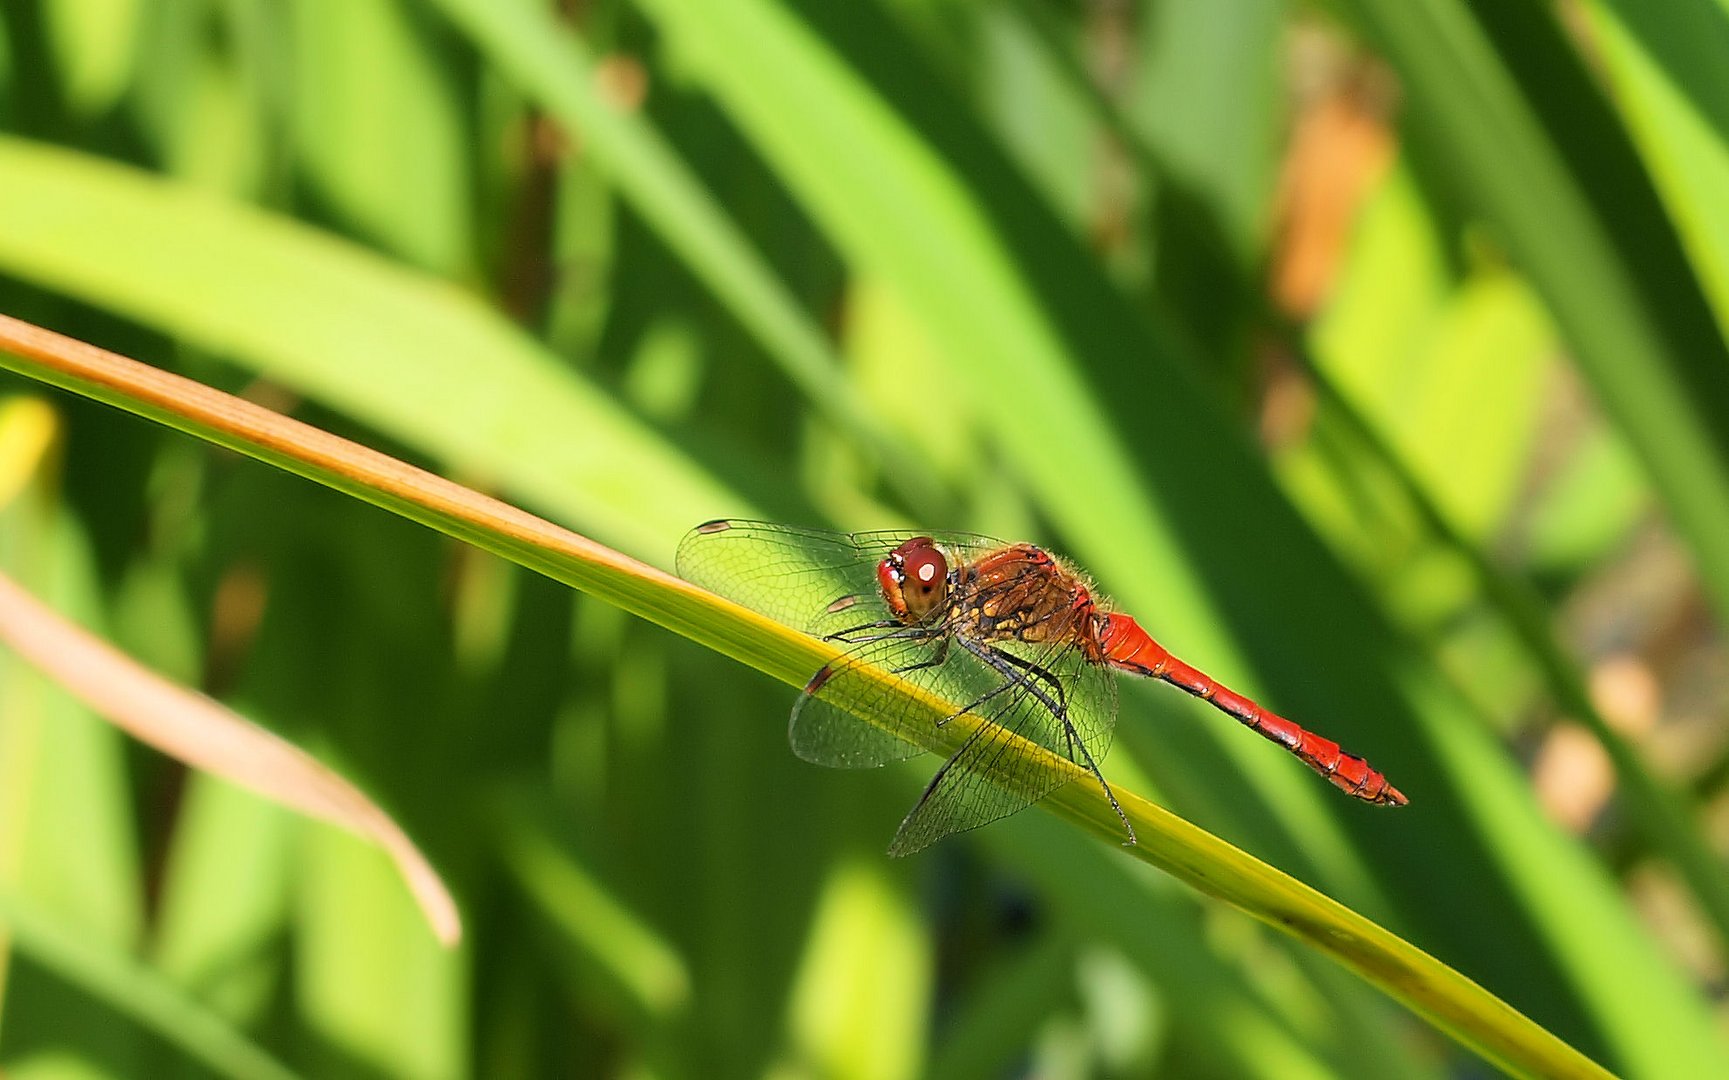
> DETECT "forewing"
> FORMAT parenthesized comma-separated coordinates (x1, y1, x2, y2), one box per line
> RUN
(887, 638, 1117, 856)
(675, 521, 999, 631)
(676, 521, 886, 632)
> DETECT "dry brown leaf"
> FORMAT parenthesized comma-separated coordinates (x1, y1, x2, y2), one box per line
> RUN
(0, 570, 461, 946)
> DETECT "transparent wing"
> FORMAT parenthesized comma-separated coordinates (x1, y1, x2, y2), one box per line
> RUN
(674, 520, 1005, 634)
(790, 612, 1116, 777)
(789, 632, 947, 768)
(680, 519, 1121, 853)
(791, 615, 1022, 770)
(887, 637, 1117, 857)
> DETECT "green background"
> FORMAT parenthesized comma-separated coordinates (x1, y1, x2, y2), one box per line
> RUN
(3, 0, 1729, 1076)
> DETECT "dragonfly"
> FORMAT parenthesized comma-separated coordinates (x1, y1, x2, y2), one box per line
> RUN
(677, 520, 1406, 856)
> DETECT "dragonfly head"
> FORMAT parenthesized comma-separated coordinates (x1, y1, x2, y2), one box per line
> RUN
(878, 537, 950, 623)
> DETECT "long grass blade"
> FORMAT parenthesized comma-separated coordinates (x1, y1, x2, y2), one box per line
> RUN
(0, 890, 298, 1080)
(0, 314, 1615, 1080)
(0, 135, 733, 561)
(425, 0, 944, 511)
(1300, 348, 1729, 951)
(0, 569, 460, 945)
(602, 2, 1726, 1072)
(1333, 0, 1729, 634)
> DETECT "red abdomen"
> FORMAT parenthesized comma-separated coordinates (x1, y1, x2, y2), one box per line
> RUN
(1097, 613, 1405, 806)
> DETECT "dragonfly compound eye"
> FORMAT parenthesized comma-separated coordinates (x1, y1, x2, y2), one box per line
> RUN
(878, 537, 948, 623)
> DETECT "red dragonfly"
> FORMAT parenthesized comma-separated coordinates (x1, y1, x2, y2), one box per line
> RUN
(678, 520, 1405, 855)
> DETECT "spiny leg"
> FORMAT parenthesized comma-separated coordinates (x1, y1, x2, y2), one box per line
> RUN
(936, 664, 1027, 726)
(962, 640, 1076, 756)
(979, 645, 1075, 757)
(891, 635, 950, 676)
(961, 640, 1135, 846)
(824, 620, 927, 644)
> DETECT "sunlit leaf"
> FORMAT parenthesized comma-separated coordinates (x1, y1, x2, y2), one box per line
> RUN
(0, 314, 1617, 1080)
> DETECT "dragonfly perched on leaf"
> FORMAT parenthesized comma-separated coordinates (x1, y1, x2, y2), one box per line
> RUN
(678, 520, 1406, 856)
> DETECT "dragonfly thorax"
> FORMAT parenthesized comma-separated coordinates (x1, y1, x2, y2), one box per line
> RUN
(945, 543, 1100, 648)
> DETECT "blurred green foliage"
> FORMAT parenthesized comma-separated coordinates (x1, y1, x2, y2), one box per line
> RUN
(2, 0, 1729, 1077)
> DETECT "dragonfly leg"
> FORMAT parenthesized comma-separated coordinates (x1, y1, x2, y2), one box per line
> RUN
(1079, 755, 1135, 846)
(962, 642, 1074, 756)
(961, 641, 1137, 846)
(825, 620, 921, 644)
(935, 667, 1024, 726)
(891, 635, 950, 676)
